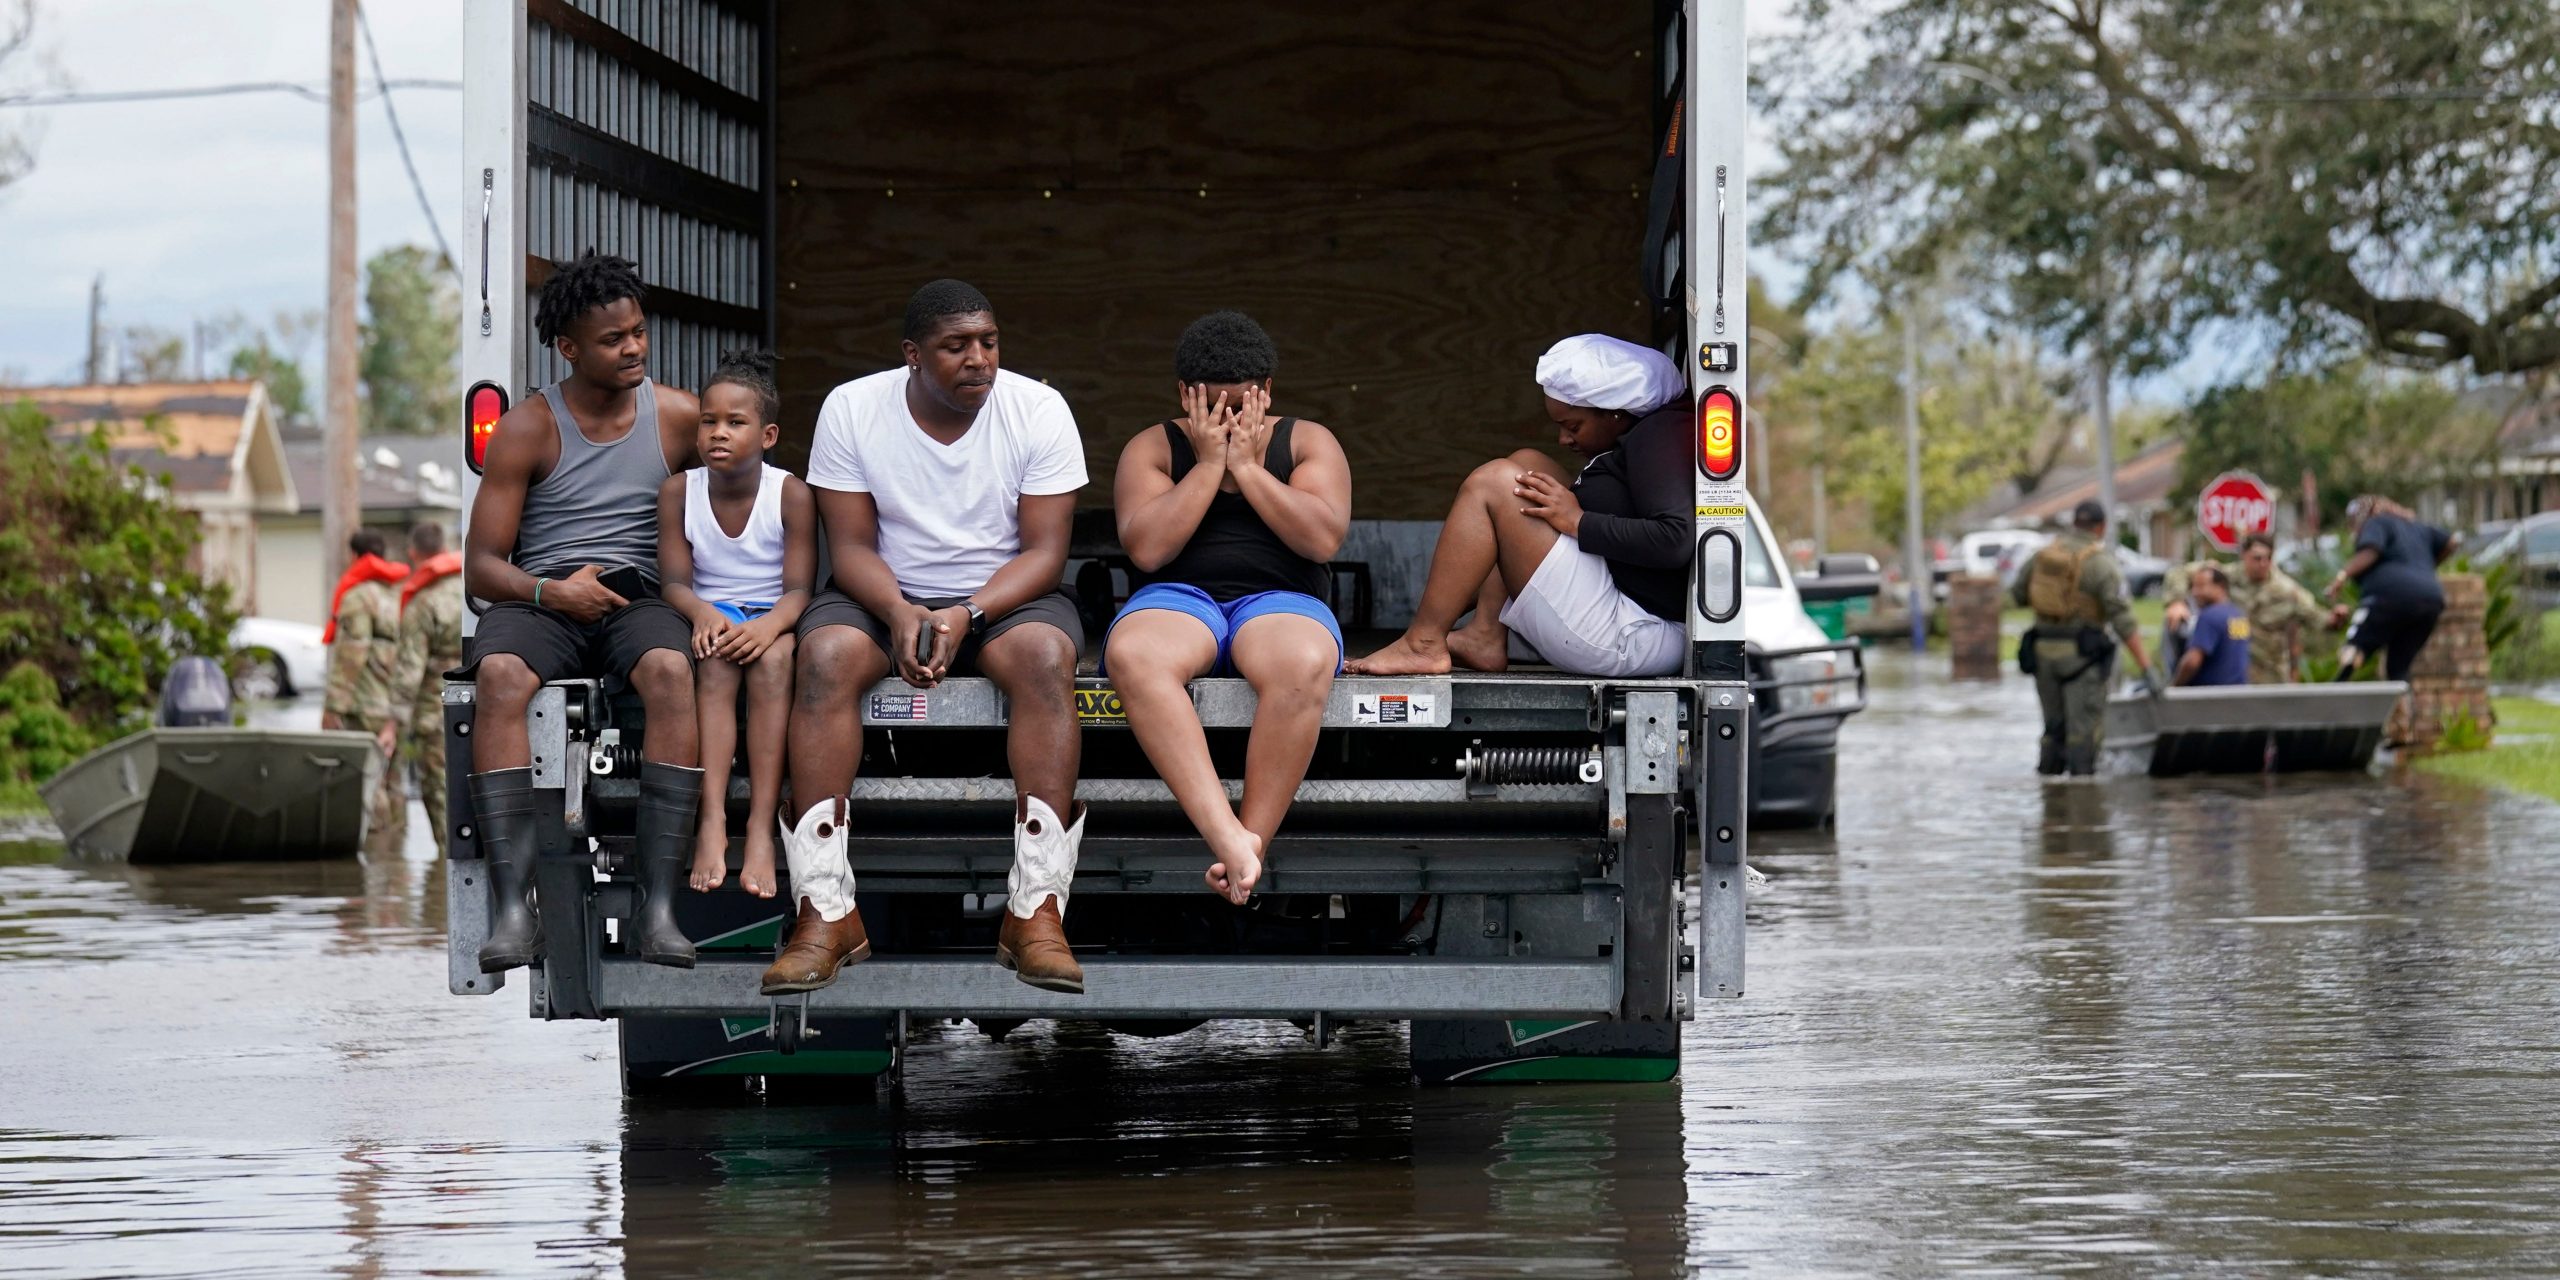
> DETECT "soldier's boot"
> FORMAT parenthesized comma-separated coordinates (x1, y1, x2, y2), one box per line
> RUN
(2064, 743, 2099, 777)
(629, 761, 704, 968)
(762, 796, 869, 994)
(996, 797, 1085, 994)
(471, 768, 545, 973)
(2037, 736, 2067, 776)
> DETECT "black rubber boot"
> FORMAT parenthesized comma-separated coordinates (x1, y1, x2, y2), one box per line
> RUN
(630, 761, 703, 968)
(471, 767, 545, 973)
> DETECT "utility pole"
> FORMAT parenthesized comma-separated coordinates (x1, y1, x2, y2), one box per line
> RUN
(2092, 305, 2118, 549)
(84, 276, 103, 384)
(1901, 300, 1928, 654)
(1809, 410, 1828, 553)
(324, 0, 361, 581)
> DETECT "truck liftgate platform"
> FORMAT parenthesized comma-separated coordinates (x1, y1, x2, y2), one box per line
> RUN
(442, 672, 1748, 1089)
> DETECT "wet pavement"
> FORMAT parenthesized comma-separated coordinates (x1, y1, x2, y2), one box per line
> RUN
(5, 657, 2558, 1277)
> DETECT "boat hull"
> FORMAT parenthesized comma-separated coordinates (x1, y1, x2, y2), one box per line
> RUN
(2105, 682, 2408, 776)
(38, 728, 384, 862)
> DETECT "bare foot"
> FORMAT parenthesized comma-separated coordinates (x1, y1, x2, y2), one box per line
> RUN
(1346, 632, 1453, 676)
(739, 821, 779, 899)
(1446, 623, 1510, 672)
(688, 814, 728, 892)
(1202, 828, 1264, 905)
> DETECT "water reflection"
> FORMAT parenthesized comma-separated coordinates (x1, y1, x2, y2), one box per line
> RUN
(616, 1027, 1688, 1279)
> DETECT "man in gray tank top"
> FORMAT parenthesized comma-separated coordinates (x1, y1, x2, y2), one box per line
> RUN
(457, 254, 705, 973)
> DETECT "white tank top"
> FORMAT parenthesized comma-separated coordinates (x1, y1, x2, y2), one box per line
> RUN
(683, 464, 788, 603)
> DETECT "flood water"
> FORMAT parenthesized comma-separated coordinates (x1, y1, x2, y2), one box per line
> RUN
(5, 653, 2558, 1277)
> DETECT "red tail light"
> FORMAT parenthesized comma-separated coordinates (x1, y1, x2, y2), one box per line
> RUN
(464, 381, 508, 475)
(1698, 384, 1741, 481)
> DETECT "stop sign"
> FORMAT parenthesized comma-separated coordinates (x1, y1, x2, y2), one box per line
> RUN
(2196, 470, 2276, 553)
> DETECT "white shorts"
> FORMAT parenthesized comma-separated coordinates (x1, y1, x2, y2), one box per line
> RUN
(1498, 537, 1685, 677)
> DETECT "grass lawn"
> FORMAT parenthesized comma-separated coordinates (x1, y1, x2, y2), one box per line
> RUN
(2417, 696, 2560, 807)
(0, 778, 44, 817)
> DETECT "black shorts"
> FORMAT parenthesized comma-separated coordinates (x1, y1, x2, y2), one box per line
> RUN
(798, 588, 1086, 671)
(2347, 598, 2442, 683)
(456, 599, 692, 684)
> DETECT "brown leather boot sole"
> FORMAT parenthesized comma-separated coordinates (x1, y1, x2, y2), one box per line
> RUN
(760, 902, 872, 995)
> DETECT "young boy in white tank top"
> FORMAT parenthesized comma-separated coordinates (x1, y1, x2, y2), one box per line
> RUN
(655, 352, 817, 898)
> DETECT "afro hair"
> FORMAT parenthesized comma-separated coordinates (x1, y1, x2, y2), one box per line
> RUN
(1173, 310, 1277, 384)
(535, 252, 648, 344)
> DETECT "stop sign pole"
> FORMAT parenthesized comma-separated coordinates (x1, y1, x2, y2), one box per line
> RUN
(2196, 470, 2278, 554)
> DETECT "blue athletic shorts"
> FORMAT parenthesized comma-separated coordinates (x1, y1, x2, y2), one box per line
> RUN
(710, 600, 773, 625)
(1104, 584, 1343, 677)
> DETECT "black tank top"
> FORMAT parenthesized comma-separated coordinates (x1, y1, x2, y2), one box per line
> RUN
(1137, 417, 1333, 603)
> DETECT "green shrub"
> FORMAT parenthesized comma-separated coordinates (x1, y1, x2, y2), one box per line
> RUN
(0, 661, 94, 793)
(0, 399, 237, 769)
(2437, 706, 2494, 753)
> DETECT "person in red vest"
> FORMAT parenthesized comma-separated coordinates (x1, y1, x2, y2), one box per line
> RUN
(322, 528, 409, 830)
(388, 522, 465, 856)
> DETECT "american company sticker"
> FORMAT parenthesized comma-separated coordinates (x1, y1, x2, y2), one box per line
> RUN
(868, 692, 928, 721)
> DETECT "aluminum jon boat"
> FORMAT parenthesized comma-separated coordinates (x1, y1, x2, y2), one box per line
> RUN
(39, 727, 384, 862)
(2105, 681, 2409, 776)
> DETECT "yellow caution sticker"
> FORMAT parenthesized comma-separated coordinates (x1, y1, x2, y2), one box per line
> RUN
(1695, 504, 1747, 519)
(1074, 687, 1128, 725)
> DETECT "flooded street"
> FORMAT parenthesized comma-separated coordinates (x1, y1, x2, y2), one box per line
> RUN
(5, 654, 2558, 1278)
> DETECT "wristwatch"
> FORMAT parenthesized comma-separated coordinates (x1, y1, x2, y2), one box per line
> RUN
(961, 600, 987, 633)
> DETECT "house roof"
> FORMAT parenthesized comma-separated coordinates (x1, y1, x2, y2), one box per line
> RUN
(278, 428, 465, 517)
(1991, 438, 2186, 526)
(6, 379, 296, 512)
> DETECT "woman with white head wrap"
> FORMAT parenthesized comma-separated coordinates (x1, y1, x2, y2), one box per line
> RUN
(1349, 334, 1693, 678)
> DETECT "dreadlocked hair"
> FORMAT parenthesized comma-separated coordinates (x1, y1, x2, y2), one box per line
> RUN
(535, 252, 648, 344)
(706, 349, 782, 423)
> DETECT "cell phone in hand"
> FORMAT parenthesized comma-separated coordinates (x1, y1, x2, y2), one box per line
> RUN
(599, 565, 652, 601)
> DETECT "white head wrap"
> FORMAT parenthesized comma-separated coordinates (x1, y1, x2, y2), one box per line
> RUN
(1534, 334, 1685, 415)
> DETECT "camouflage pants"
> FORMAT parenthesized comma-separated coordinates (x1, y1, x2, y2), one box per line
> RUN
(2031, 637, 2113, 776)
(407, 724, 448, 857)
(344, 712, 408, 835)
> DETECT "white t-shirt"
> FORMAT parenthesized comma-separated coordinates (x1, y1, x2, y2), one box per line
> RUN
(804, 367, 1088, 598)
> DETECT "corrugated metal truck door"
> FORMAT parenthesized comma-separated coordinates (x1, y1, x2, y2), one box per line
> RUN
(523, 0, 774, 393)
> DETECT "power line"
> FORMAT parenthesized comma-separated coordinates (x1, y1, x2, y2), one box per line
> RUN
(0, 79, 458, 108)
(354, 0, 462, 286)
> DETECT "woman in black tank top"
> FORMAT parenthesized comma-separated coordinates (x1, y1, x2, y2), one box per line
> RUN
(1106, 311, 1354, 908)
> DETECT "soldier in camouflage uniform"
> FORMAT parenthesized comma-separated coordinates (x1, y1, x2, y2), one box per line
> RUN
(389, 522, 467, 856)
(322, 529, 412, 831)
(2162, 532, 2327, 684)
(2010, 501, 2156, 776)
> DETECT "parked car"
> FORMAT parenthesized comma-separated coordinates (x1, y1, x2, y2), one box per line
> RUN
(2471, 512, 2560, 612)
(2115, 546, 2169, 598)
(227, 617, 327, 701)
(1741, 498, 1873, 828)
(1989, 534, 2166, 599)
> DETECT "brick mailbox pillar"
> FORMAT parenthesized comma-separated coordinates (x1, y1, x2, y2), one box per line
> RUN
(1948, 574, 2005, 682)
(2386, 572, 2496, 752)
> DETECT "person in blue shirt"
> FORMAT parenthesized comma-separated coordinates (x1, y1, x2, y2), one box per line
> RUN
(2324, 495, 2456, 681)
(2174, 565, 2252, 687)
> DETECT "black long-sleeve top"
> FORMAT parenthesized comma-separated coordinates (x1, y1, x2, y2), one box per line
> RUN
(1570, 406, 1692, 622)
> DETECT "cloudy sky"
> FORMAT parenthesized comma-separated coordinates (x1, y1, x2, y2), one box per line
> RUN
(0, 0, 463, 384)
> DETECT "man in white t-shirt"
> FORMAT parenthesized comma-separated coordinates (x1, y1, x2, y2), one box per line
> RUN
(762, 279, 1094, 997)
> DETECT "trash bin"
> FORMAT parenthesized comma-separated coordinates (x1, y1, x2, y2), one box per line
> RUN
(1805, 599, 1849, 641)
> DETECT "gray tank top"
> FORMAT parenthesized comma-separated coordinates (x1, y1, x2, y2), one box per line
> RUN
(513, 379, 671, 584)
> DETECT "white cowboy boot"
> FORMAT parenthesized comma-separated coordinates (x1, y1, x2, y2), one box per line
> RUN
(996, 796, 1084, 993)
(760, 795, 868, 994)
